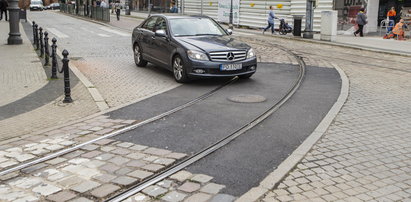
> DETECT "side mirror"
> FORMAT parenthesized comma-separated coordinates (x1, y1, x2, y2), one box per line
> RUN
(226, 29, 233, 35)
(155, 30, 167, 37)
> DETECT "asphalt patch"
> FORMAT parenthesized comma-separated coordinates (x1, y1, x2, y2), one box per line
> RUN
(186, 65, 341, 196)
(111, 62, 299, 154)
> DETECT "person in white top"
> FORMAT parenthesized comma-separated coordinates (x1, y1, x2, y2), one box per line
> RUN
(100, 0, 107, 8)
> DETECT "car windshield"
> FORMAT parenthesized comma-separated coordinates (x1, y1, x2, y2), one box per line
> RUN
(31, 1, 42, 5)
(169, 18, 227, 37)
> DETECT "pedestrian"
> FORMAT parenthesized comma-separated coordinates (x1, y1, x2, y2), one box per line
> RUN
(115, 0, 121, 21)
(100, 0, 107, 8)
(392, 19, 408, 40)
(110, 2, 114, 14)
(170, 0, 177, 13)
(262, 5, 278, 35)
(354, 8, 367, 37)
(0, 0, 8, 21)
(387, 7, 396, 32)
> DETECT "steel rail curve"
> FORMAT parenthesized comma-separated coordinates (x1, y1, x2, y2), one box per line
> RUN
(0, 77, 238, 177)
(107, 44, 306, 202)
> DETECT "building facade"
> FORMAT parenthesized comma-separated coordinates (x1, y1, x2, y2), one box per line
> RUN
(133, 0, 410, 33)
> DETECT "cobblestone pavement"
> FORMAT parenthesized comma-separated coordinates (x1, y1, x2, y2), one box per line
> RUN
(237, 37, 411, 201)
(29, 11, 179, 108)
(0, 21, 47, 107)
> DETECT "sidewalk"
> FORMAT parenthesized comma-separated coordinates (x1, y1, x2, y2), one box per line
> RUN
(0, 21, 99, 141)
(122, 11, 411, 56)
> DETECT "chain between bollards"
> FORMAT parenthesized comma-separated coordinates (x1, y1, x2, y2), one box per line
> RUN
(51, 38, 58, 79)
(34, 24, 39, 50)
(44, 31, 50, 66)
(39, 27, 44, 57)
(32, 21, 36, 45)
(61, 50, 72, 103)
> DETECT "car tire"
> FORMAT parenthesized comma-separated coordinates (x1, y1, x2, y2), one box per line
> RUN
(239, 73, 253, 79)
(172, 55, 189, 83)
(133, 44, 147, 67)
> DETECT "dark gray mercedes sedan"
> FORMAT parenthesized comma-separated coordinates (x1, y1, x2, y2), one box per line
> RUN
(131, 14, 257, 83)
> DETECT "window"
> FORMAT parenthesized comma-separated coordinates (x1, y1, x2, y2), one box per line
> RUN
(154, 18, 168, 32)
(142, 17, 158, 32)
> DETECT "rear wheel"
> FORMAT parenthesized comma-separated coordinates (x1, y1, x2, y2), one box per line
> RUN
(134, 44, 147, 67)
(173, 55, 189, 83)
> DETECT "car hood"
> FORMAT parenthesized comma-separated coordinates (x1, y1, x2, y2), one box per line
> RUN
(176, 36, 250, 52)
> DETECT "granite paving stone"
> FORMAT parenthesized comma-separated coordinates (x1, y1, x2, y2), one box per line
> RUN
(70, 181, 101, 193)
(162, 191, 188, 202)
(190, 174, 213, 184)
(111, 176, 138, 186)
(184, 193, 212, 202)
(47, 190, 77, 202)
(178, 182, 201, 193)
(127, 170, 153, 180)
(142, 185, 168, 197)
(170, 171, 193, 182)
(90, 184, 120, 198)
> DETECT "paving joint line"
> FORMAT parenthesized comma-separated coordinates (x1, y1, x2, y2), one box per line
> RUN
(235, 62, 350, 202)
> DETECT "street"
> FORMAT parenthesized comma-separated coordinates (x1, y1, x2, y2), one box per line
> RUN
(0, 9, 410, 202)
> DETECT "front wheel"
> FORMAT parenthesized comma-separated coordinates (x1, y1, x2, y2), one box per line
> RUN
(173, 55, 189, 83)
(134, 44, 147, 67)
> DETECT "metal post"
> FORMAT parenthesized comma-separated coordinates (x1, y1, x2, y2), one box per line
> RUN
(34, 24, 39, 50)
(303, 0, 314, 39)
(61, 50, 73, 103)
(51, 38, 58, 79)
(7, 0, 23, 44)
(44, 31, 50, 66)
(181, 0, 184, 15)
(148, 0, 151, 16)
(229, 0, 233, 29)
(39, 27, 44, 57)
(125, 0, 130, 15)
(32, 21, 36, 44)
(200, 0, 203, 15)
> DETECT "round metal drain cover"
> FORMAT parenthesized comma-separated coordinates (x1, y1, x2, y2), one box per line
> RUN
(228, 94, 266, 103)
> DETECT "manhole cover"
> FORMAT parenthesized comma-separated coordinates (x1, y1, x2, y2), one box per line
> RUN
(227, 94, 266, 103)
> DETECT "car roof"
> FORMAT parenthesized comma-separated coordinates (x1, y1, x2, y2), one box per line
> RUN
(149, 14, 211, 20)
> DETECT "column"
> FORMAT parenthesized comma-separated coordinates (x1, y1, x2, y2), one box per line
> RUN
(366, 0, 380, 33)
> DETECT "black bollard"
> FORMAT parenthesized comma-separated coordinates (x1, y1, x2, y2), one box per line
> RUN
(51, 38, 58, 79)
(34, 24, 39, 50)
(61, 50, 72, 103)
(32, 21, 36, 44)
(44, 31, 50, 66)
(39, 27, 44, 57)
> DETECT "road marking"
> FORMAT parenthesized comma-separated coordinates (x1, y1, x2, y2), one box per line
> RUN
(47, 28, 69, 38)
(100, 27, 129, 37)
(98, 34, 111, 37)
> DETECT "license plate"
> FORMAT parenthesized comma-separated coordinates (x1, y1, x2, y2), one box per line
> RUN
(220, 63, 242, 71)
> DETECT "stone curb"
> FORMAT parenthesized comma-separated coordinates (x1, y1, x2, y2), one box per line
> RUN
(235, 63, 350, 202)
